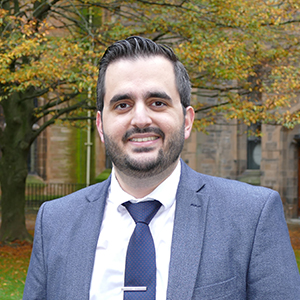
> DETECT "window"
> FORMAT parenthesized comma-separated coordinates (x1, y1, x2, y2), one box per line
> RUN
(247, 123, 261, 170)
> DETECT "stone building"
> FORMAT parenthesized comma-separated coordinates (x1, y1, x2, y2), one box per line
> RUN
(27, 120, 107, 185)
(22, 101, 300, 219)
(1, 96, 299, 218)
(182, 120, 300, 219)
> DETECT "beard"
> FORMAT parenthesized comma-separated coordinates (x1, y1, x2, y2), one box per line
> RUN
(103, 123, 185, 179)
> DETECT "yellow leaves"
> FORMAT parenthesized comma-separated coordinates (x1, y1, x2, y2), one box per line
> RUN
(0, 1, 299, 129)
(164, 0, 300, 129)
(275, 110, 300, 129)
(0, 30, 98, 100)
(0, 8, 7, 18)
(193, 118, 216, 133)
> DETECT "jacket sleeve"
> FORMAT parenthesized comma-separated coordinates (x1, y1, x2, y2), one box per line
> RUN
(246, 190, 300, 299)
(23, 203, 47, 300)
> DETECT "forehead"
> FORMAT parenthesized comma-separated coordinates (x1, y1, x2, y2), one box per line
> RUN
(104, 56, 177, 99)
(108, 53, 173, 67)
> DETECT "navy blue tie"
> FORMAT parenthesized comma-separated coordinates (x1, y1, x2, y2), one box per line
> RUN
(122, 200, 162, 300)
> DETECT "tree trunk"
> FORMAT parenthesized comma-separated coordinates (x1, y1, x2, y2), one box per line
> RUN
(0, 90, 35, 242)
(0, 153, 32, 242)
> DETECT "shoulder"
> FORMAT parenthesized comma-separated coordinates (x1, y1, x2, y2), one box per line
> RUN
(34, 178, 111, 237)
(39, 177, 111, 215)
(180, 160, 279, 210)
(179, 162, 286, 240)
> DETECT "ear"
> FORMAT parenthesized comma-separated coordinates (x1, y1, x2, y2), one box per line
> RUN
(96, 111, 105, 143)
(184, 106, 195, 140)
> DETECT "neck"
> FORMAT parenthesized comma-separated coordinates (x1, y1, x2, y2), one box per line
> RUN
(114, 160, 179, 199)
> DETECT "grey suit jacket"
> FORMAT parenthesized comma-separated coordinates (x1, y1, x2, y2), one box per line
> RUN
(23, 161, 300, 299)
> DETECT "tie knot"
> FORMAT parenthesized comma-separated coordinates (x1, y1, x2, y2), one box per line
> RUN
(123, 200, 162, 225)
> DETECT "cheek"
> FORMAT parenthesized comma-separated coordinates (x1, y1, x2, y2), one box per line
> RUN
(102, 118, 129, 140)
(159, 121, 181, 140)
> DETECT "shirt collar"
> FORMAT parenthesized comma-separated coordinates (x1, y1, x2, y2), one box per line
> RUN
(109, 161, 181, 211)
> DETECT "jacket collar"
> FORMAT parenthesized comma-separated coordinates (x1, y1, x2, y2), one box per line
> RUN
(77, 161, 209, 300)
(167, 160, 209, 300)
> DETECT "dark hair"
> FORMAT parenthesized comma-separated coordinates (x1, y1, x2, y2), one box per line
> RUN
(96, 36, 191, 112)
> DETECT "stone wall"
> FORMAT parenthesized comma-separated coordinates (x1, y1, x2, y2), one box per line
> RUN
(46, 124, 77, 183)
(182, 121, 300, 218)
(36, 108, 300, 218)
(182, 120, 239, 180)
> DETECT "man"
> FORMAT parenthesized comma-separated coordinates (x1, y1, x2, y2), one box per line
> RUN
(23, 36, 300, 300)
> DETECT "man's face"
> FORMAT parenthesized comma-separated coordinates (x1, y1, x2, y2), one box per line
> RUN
(96, 56, 194, 178)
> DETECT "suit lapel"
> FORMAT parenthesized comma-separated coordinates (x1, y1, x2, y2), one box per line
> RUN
(166, 162, 209, 300)
(57, 164, 208, 299)
(64, 178, 111, 300)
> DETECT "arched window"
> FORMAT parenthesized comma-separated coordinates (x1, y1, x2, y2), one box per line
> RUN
(247, 123, 261, 170)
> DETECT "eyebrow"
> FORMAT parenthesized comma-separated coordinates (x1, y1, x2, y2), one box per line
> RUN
(109, 93, 133, 107)
(108, 91, 173, 107)
(145, 91, 172, 103)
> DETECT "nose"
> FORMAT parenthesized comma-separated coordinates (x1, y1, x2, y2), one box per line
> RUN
(130, 103, 152, 128)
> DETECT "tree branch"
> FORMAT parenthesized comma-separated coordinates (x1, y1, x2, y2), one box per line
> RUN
(20, 87, 50, 103)
(194, 101, 230, 113)
(33, 91, 81, 122)
(33, 0, 61, 21)
(135, 0, 188, 9)
(32, 98, 87, 140)
(60, 116, 96, 121)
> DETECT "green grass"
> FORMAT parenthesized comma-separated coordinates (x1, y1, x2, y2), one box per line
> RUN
(0, 245, 31, 300)
(295, 250, 300, 272)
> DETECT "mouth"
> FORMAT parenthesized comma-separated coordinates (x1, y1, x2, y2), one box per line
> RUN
(129, 136, 159, 142)
(123, 127, 165, 143)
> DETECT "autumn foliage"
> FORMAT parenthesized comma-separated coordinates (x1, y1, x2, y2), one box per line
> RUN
(1, 1, 300, 241)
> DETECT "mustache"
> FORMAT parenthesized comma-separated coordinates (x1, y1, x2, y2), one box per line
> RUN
(122, 127, 165, 142)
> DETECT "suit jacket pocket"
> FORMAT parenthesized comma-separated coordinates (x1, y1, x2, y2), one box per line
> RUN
(192, 276, 236, 300)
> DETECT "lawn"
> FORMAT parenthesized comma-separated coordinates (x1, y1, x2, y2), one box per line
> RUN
(0, 241, 31, 300)
(295, 250, 300, 271)
(0, 227, 299, 299)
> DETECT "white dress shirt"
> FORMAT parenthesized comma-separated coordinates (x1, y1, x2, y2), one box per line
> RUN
(89, 162, 181, 300)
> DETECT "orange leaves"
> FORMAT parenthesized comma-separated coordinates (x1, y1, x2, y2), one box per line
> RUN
(0, 241, 32, 259)
(1, 1, 300, 129)
(0, 4, 105, 103)
(0, 29, 98, 100)
(0, 240, 32, 299)
(161, 0, 300, 130)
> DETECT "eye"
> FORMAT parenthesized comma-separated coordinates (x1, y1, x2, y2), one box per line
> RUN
(151, 101, 166, 107)
(115, 102, 130, 110)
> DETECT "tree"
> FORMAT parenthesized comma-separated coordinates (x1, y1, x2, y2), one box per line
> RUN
(128, 0, 300, 130)
(0, 0, 177, 242)
(1, 0, 300, 241)
(0, 0, 133, 241)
